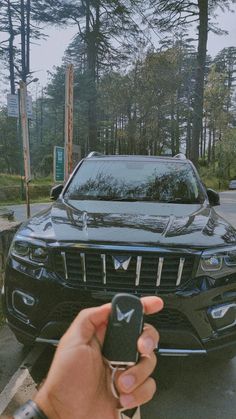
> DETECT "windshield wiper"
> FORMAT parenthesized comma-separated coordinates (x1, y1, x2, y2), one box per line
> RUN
(66, 195, 138, 201)
(96, 196, 139, 201)
(163, 198, 201, 204)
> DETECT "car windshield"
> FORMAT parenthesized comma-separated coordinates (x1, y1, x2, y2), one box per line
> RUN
(64, 159, 205, 203)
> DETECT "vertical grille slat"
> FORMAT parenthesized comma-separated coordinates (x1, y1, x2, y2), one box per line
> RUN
(101, 254, 106, 285)
(176, 258, 185, 286)
(80, 253, 86, 283)
(61, 252, 68, 280)
(156, 257, 164, 287)
(135, 256, 142, 286)
(53, 249, 195, 293)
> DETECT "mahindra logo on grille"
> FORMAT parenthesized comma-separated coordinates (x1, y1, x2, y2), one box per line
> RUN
(112, 255, 131, 271)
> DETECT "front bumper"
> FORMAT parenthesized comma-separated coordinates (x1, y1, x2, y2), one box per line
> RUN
(3, 260, 236, 356)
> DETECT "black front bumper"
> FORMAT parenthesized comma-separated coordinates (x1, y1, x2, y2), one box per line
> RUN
(3, 261, 236, 356)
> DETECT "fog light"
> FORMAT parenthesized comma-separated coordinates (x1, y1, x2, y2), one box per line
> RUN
(201, 255, 222, 271)
(12, 290, 36, 318)
(209, 303, 236, 331)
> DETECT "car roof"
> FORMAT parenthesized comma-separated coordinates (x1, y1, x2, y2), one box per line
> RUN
(85, 154, 190, 164)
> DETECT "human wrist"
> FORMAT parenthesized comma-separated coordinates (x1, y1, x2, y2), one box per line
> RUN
(34, 387, 58, 419)
(12, 399, 48, 419)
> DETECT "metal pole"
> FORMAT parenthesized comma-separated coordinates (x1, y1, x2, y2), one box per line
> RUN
(64, 64, 74, 181)
(19, 80, 31, 218)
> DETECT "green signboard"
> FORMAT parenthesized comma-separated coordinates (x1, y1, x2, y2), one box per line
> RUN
(54, 146, 65, 182)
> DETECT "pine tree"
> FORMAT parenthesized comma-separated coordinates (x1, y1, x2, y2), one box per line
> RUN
(148, 0, 236, 166)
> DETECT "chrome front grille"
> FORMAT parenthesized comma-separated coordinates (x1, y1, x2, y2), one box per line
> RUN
(52, 248, 196, 293)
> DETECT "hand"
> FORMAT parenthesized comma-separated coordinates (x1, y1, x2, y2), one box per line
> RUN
(35, 296, 163, 419)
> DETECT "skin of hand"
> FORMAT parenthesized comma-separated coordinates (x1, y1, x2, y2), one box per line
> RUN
(34, 296, 163, 419)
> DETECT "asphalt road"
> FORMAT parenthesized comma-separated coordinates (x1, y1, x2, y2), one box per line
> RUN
(10, 202, 52, 222)
(1, 191, 236, 418)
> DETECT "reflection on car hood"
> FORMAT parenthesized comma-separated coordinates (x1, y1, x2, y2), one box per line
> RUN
(17, 200, 236, 248)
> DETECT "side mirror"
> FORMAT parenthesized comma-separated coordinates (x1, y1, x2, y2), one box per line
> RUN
(206, 188, 220, 206)
(50, 184, 64, 200)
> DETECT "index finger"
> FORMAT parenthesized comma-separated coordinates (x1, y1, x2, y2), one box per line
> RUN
(140, 296, 164, 315)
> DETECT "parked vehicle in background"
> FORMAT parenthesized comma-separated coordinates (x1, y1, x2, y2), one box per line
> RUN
(3, 153, 236, 361)
(229, 180, 236, 190)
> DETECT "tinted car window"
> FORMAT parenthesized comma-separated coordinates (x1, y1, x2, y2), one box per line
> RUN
(64, 160, 204, 203)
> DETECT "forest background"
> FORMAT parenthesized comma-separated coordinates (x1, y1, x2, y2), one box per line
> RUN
(1, 0, 236, 200)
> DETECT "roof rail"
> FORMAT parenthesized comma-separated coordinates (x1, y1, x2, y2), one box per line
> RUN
(173, 153, 186, 160)
(87, 151, 104, 158)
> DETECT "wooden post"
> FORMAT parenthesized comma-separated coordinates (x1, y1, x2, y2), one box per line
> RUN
(19, 80, 31, 218)
(64, 64, 74, 181)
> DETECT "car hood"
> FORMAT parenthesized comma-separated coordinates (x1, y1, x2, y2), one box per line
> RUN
(17, 200, 236, 249)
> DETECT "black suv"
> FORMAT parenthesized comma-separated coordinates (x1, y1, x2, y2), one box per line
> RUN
(2, 153, 236, 359)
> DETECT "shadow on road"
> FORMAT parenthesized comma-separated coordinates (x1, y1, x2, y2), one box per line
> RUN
(143, 355, 236, 419)
(29, 346, 236, 419)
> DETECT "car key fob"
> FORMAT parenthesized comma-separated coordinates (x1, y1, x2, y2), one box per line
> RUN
(102, 293, 143, 368)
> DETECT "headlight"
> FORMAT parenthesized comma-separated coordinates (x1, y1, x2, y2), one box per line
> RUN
(30, 247, 48, 263)
(197, 246, 236, 278)
(13, 241, 29, 257)
(11, 236, 48, 265)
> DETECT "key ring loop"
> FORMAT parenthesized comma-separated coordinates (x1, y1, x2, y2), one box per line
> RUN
(110, 367, 120, 399)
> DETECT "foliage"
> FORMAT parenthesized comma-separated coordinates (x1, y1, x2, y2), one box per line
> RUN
(147, 0, 236, 165)
(0, 2, 236, 187)
(0, 108, 20, 173)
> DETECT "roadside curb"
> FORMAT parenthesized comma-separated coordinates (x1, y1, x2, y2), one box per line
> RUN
(0, 344, 45, 416)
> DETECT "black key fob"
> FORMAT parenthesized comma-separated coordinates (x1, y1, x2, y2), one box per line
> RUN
(102, 293, 143, 368)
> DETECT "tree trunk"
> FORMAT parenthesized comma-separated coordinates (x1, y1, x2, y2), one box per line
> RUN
(26, 0, 31, 76)
(7, 0, 15, 94)
(20, 0, 27, 82)
(208, 128, 211, 164)
(186, 86, 192, 158)
(203, 116, 207, 161)
(175, 100, 180, 155)
(212, 127, 216, 172)
(190, 0, 208, 167)
(170, 97, 175, 155)
(86, 0, 99, 151)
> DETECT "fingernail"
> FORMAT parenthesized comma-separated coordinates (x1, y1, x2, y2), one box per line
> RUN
(120, 394, 135, 407)
(120, 374, 135, 390)
(143, 337, 155, 353)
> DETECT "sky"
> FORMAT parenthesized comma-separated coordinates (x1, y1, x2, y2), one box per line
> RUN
(29, 4, 236, 90)
(1, 4, 236, 101)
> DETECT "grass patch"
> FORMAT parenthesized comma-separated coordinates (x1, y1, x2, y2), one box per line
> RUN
(0, 174, 54, 204)
(0, 173, 53, 187)
(0, 197, 51, 206)
(0, 174, 22, 186)
(32, 176, 54, 185)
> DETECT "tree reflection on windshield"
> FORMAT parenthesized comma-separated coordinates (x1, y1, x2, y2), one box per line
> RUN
(64, 160, 204, 203)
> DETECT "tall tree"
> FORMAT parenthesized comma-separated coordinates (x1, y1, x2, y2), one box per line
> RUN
(149, 0, 236, 166)
(214, 46, 236, 114)
(60, 0, 146, 150)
